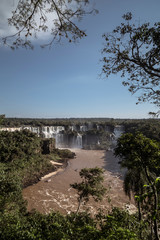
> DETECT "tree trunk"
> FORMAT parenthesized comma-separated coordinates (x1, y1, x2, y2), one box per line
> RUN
(144, 167, 159, 240)
(76, 197, 82, 215)
(137, 200, 142, 221)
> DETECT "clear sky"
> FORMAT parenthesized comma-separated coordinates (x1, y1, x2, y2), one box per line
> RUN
(0, 0, 160, 119)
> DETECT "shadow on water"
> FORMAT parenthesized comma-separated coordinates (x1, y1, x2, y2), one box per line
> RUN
(102, 150, 126, 180)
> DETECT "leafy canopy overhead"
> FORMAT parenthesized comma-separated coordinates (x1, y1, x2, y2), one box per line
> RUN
(2, 0, 97, 49)
(102, 12, 160, 113)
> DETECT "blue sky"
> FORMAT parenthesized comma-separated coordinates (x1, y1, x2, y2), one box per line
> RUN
(0, 0, 160, 118)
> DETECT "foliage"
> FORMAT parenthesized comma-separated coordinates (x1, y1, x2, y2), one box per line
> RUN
(98, 131, 112, 150)
(52, 148, 75, 159)
(115, 132, 160, 174)
(2, 0, 98, 49)
(0, 115, 5, 126)
(41, 138, 55, 154)
(1, 124, 159, 239)
(71, 167, 106, 214)
(0, 129, 73, 188)
(82, 129, 112, 150)
(0, 129, 41, 162)
(123, 119, 160, 142)
(0, 163, 26, 214)
(100, 208, 145, 240)
(1, 117, 116, 128)
(102, 12, 160, 113)
(0, 206, 146, 240)
(115, 132, 160, 240)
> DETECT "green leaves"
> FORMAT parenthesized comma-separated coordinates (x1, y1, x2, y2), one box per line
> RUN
(102, 12, 160, 111)
(115, 132, 160, 239)
(0, 130, 41, 163)
(115, 132, 160, 172)
(2, 0, 96, 49)
(71, 167, 106, 213)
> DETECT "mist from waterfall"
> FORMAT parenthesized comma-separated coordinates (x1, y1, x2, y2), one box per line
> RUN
(0, 124, 124, 150)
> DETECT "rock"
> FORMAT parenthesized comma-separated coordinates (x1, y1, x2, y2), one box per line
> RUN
(45, 178, 51, 183)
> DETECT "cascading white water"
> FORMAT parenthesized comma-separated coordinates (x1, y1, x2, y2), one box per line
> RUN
(80, 125, 87, 132)
(69, 126, 77, 131)
(0, 127, 22, 132)
(71, 133, 82, 148)
(1, 124, 124, 150)
(114, 125, 124, 139)
(110, 125, 124, 149)
(55, 133, 65, 148)
(41, 126, 65, 138)
(76, 133, 82, 148)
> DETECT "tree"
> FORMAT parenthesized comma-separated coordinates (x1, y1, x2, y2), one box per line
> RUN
(0, 130, 41, 163)
(100, 208, 140, 240)
(71, 167, 106, 215)
(114, 132, 160, 240)
(0, 115, 5, 126)
(0, 164, 26, 214)
(2, 0, 97, 49)
(123, 169, 145, 222)
(102, 12, 160, 115)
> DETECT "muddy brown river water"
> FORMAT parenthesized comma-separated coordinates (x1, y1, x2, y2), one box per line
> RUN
(23, 149, 136, 215)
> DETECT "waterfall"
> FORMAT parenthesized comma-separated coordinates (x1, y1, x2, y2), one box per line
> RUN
(2, 124, 124, 150)
(110, 125, 124, 149)
(55, 126, 65, 133)
(41, 126, 65, 138)
(71, 133, 82, 148)
(41, 126, 51, 138)
(80, 125, 87, 132)
(114, 125, 124, 139)
(55, 133, 65, 148)
(0, 127, 22, 132)
(77, 133, 82, 148)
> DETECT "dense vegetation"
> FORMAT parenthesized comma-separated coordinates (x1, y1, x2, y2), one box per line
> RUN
(122, 119, 160, 142)
(0, 129, 74, 188)
(0, 130, 53, 188)
(1, 117, 116, 128)
(115, 133, 160, 240)
(1, 118, 160, 239)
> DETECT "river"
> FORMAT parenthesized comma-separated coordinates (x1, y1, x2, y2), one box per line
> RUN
(23, 149, 136, 215)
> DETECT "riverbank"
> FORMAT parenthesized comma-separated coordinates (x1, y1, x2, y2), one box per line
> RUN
(22, 149, 75, 188)
(23, 149, 136, 215)
(41, 160, 67, 180)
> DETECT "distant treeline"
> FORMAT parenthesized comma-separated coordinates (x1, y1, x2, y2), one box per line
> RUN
(1, 117, 159, 127)
(122, 119, 160, 142)
(1, 117, 116, 127)
(1, 116, 160, 141)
